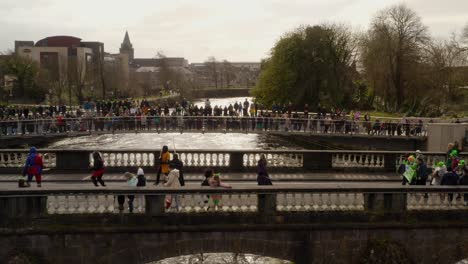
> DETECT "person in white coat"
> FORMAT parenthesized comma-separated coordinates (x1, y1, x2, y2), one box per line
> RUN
(163, 163, 181, 211)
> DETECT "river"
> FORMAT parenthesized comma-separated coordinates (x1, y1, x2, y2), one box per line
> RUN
(48, 97, 306, 150)
(150, 253, 291, 264)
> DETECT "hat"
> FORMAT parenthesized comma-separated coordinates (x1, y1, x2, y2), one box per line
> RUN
(437, 161, 445, 167)
(450, 150, 458, 157)
(137, 168, 144, 176)
(459, 160, 466, 167)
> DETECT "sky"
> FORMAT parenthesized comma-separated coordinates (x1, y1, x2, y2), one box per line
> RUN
(0, 0, 467, 62)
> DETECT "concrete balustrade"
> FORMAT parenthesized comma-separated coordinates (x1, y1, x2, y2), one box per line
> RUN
(0, 149, 465, 174)
(1, 186, 468, 220)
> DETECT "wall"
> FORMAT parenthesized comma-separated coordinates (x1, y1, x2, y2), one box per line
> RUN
(427, 123, 468, 151)
(1, 218, 467, 264)
(17, 46, 69, 78)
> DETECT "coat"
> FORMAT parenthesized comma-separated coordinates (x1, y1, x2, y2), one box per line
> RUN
(164, 169, 181, 188)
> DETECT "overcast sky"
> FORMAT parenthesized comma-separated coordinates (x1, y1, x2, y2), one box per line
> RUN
(0, 0, 467, 62)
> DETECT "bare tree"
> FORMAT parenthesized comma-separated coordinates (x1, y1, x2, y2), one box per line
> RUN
(361, 4, 429, 109)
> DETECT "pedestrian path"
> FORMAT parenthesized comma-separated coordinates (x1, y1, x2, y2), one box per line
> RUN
(0, 172, 399, 182)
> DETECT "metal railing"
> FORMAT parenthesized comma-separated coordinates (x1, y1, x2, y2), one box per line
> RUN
(0, 116, 431, 137)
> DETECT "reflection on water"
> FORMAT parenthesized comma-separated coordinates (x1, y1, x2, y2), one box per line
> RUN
(48, 133, 301, 150)
(151, 253, 291, 264)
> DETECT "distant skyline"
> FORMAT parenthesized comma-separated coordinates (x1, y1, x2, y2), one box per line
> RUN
(1, 0, 467, 62)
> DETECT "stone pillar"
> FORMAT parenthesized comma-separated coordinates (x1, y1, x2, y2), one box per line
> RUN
(229, 152, 244, 172)
(302, 152, 332, 171)
(364, 193, 407, 213)
(0, 196, 47, 220)
(384, 153, 397, 172)
(145, 195, 165, 216)
(257, 193, 276, 215)
(56, 150, 90, 172)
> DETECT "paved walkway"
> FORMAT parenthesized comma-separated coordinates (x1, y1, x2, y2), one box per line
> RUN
(0, 181, 398, 191)
(0, 172, 399, 183)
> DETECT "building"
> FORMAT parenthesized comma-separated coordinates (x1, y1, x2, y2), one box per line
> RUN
(15, 36, 100, 83)
(119, 31, 134, 61)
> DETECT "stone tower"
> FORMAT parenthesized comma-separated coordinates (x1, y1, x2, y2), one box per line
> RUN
(120, 31, 134, 61)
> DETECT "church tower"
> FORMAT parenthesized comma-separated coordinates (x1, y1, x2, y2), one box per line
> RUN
(120, 31, 134, 61)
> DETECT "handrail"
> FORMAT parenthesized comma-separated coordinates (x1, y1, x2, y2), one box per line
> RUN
(0, 149, 460, 154)
(1, 185, 468, 196)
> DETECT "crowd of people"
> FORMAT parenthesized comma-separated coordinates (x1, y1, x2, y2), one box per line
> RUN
(399, 141, 468, 201)
(0, 98, 437, 137)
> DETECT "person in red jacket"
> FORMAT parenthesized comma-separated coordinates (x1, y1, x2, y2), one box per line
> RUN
(23, 147, 44, 187)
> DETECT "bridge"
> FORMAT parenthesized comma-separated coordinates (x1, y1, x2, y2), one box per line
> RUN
(0, 116, 428, 138)
(1, 149, 468, 264)
(1, 184, 468, 264)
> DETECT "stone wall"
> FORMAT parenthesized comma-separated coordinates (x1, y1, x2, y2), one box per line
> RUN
(1, 212, 468, 264)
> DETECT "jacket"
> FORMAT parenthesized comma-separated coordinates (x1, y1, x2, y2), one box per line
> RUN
(170, 159, 185, 186)
(24, 147, 43, 176)
(164, 169, 181, 188)
(441, 172, 459, 186)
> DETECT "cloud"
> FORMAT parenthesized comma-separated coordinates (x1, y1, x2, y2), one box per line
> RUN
(0, 0, 467, 62)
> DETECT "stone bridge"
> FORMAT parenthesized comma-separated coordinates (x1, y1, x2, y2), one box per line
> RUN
(1, 186, 468, 264)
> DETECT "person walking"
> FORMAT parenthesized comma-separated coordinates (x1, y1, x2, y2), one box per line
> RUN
(136, 167, 146, 187)
(163, 163, 181, 211)
(90, 151, 106, 187)
(415, 157, 428, 185)
(117, 172, 138, 213)
(209, 173, 231, 210)
(23, 147, 44, 187)
(170, 153, 185, 186)
(155, 145, 170, 185)
(257, 154, 272, 185)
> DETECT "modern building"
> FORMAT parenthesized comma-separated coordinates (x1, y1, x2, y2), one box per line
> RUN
(15, 36, 100, 83)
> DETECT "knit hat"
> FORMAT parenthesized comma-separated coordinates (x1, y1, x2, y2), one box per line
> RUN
(437, 161, 445, 167)
(459, 160, 466, 168)
(450, 150, 458, 157)
(137, 167, 144, 176)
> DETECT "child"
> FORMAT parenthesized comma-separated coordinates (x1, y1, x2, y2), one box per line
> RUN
(209, 173, 231, 209)
(136, 167, 146, 187)
(117, 172, 138, 213)
(90, 152, 106, 187)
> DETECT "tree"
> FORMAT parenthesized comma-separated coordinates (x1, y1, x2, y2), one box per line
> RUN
(252, 24, 357, 110)
(3, 54, 39, 100)
(361, 4, 429, 110)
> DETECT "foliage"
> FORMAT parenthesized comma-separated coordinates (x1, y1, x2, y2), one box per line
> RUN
(252, 24, 357, 110)
(2, 54, 46, 102)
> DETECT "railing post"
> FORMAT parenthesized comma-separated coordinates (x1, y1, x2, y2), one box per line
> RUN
(56, 150, 91, 172)
(364, 192, 407, 213)
(258, 193, 276, 215)
(384, 153, 397, 172)
(0, 196, 47, 220)
(302, 152, 332, 171)
(145, 195, 165, 216)
(229, 152, 244, 172)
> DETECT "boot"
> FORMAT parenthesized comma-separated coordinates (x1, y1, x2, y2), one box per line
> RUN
(97, 176, 106, 187)
(91, 177, 98, 187)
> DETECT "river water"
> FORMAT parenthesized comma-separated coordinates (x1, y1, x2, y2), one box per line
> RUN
(48, 97, 306, 150)
(150, 253, 291, 264)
